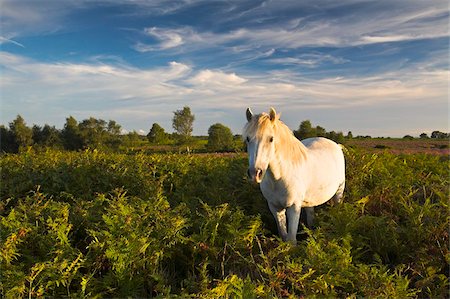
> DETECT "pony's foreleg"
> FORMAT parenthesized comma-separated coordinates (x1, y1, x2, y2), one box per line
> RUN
(268, 203, 288, 241)
(286, 205, 301, 245)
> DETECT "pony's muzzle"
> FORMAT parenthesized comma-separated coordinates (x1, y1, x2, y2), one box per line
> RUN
(248, 167, 263, 183)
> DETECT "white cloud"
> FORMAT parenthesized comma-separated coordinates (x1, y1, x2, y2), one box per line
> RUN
(0, 0, 447, 137)
(361, 35, 414, 44)
(145, 27, 185, 50)
(268, 53, 349, 67)
(188, 70, 247, 86)
(1, 51, 448, 136)
(0, 0, 82, 39)
(131, 3, 448, 54)
(0, 51, 194, 118)
(0, 36, 25, 47)
(134, 27, 203, 52)
(2, 0, 448, 52)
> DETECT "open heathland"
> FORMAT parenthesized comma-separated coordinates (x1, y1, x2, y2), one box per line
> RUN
(347, 138, 449, 155)
(1, 149, 448, 298)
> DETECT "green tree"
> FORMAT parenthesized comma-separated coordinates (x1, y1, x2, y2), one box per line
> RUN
(207, 123, 234, 152)
(294, 120, 316, 140)
(9, 115, 33, 151)
(32, 124, 62, 148)
(346, 131, 353, 139)
(327, 131, 345, 144)
(0, 125, 15, 152)
(316, 125, 326, 137)
(172, 106, 195, 143)
(107, 120, 122, 135)
(106, 120, 122, 150)
(79, 117, 108, 148)
(61, 116, 84, 150)
(403, 135, 415, 140)
(147, 123, 169, 144)
(32, 125, 43, 143)
(61, 117, 123, 151)
(431, 131, 449, 139)
(124, 131, 141, 147)
(419, 133, 429, 139)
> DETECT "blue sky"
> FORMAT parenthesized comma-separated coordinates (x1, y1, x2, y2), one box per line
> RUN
(1, 0, 448, 136)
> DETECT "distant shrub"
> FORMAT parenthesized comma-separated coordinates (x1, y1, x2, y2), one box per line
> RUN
(374, 144, 391, 149)
(436, 144, 449, 149)
(207, 123, 234, 152)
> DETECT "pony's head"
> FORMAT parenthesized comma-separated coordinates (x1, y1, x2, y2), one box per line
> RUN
(243, 107, 280, 183)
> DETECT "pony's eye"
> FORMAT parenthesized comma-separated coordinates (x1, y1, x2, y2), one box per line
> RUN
(269, 136, 274, 143)
(246, 136, 250, 142)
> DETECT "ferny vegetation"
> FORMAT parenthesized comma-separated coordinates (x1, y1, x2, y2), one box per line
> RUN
(0, 146, 448, 298)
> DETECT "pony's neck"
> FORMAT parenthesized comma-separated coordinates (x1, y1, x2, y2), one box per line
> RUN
(269, 126, 308, 181)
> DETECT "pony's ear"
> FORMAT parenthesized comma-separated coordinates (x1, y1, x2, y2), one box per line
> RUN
(269, 107, 277, 122)
(246, 108, 253, 122)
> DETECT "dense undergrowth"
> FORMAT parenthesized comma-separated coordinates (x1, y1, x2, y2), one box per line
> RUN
(0, 148, 448, 298)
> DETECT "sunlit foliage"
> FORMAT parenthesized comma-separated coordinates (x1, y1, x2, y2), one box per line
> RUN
(1, 149, 448, 297)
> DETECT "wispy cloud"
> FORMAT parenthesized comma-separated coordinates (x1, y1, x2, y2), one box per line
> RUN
(0, 36, 25, 48)
(268, 53, 349, 67)
(2, 0, 448, 44)
(1, 0, 448, 136)
(1, 51, 447, 135)
(133, 27, 203, 52)
(188, 69, 247, 87)
(137, 10, 448, 54)
(0, 0, 78, 38)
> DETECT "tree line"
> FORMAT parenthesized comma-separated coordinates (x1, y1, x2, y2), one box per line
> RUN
(294, 120, 449, 142)
(0, 107, 239, 153)
(294, 120, 349, 144)
(1, 107, 448, 153)
(147, 107, 239, 152)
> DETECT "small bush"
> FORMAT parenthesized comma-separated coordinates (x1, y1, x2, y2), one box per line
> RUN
(374, 144, 391, 149)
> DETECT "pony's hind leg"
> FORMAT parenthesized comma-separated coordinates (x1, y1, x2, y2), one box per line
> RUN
(331, 180, 345, 205)
(303, 207, 315, 229)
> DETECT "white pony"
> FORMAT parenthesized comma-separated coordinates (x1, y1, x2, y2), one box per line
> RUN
(243, 107, 345, 244)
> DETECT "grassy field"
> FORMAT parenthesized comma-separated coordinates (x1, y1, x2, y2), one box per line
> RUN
(1, 148, 448, 298)
(130, 137, 449, 156)
(347, 138, 449, 155)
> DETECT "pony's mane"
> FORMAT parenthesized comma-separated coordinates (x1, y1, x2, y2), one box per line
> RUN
(243, 113, 308, 162)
